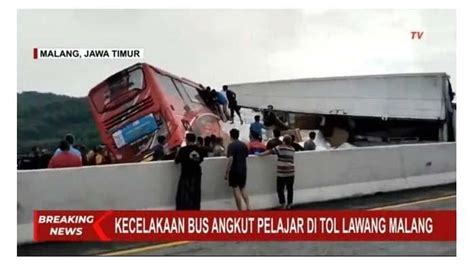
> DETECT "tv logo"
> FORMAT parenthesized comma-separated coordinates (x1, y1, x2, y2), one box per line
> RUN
(410, 31, 424, 40)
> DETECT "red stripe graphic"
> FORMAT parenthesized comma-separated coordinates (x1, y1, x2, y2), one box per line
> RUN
(33, 48, 38, 59)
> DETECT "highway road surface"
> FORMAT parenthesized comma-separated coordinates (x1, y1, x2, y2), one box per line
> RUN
(18, 183, 456, 256)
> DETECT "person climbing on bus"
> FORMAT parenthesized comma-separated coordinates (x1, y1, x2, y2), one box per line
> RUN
(223, 85, 243, 125)
(211, 88, 230, 121)
(199, 86, 215, 112)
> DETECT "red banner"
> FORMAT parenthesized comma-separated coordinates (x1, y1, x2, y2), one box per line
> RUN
(33, 210, 456, 242)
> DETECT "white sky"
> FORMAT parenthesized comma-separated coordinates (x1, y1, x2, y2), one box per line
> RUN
(17, 9, 456, 97)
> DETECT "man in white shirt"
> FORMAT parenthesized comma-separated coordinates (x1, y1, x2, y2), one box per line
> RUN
(53, 134, 82, 161)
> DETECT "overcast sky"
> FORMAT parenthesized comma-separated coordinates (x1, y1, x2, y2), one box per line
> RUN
(17, 9, 456, 97)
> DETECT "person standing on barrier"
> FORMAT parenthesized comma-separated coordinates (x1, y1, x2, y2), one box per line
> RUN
(174, 132, 206, 210)
(225, 128, 251, 210)
(258, 135, 296, 209)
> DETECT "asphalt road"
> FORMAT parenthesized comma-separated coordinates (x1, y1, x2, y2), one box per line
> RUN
(18, 183, 456, 256)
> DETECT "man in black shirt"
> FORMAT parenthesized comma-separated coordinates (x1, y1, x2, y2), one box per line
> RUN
(152, 135, 166, 161)
(174, 133, 206, 210)
(291, 135, 304, 151)
(225, 128, 250, 210)
(223, 85, 243, 125)
(263, 105, 288, 139)
(266, 129, 283, 150)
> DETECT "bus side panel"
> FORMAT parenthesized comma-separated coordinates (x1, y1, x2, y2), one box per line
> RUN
(143, 65, 186, 152)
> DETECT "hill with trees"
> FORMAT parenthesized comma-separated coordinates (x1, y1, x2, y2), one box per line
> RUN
(17, 91, 101, 154)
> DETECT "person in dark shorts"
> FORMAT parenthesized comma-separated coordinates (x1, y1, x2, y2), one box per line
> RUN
(258, 135, 296, 209)
(174, 133, 206, 210)
(225, 128, 250, 210)
(223, 85, 243, 125)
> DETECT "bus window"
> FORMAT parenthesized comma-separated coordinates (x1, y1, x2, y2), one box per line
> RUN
(108, 68, 144, 102)
(173, 80, 192, 105)
(182, 82, 205, 105)
(91, 67, 145, 113)
(153, 72, 186, 115)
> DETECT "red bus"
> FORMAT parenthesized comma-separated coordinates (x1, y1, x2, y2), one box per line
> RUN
(88, 63, 225, 163)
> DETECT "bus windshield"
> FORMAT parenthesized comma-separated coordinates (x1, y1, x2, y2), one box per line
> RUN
(91, 67, 145, 113)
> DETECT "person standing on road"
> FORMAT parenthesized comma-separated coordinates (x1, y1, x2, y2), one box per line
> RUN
(291, 135, 304, 151)
(174, 133, 206, 210)
(258, 135, 296, 209)
(263, 105, 288, 139)
(225, 128, 251, 210)
(53, 134, 82, 162)
(48, 140, 82, 169)
(212, 137, 226, 157)
(250, 115, 264, 139)
(152, 135, 166, 161)
(211, 88, 230, 121)
(248, 132, 266, 155)
(223, 85, 244, 125)
(266, 129, 283, 150)
(303, 131, 317, 151)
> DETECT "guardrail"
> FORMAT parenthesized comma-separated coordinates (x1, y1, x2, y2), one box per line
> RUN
(17, 142, 455, 244)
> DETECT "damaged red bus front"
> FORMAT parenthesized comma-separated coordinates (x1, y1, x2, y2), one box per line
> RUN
(88, 63, 224, 163)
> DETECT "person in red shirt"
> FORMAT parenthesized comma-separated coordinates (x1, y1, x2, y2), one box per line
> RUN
(48, 140, 82, 169)
(248, 132, 266, 155)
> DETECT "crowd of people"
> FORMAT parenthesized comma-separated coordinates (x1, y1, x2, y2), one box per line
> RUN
(198, 85, 244, 125)
(20, 86, 321, 211)
(17, 134, 114, 170)
(173, 126, 318, 211)
(173, 87, 320, 211)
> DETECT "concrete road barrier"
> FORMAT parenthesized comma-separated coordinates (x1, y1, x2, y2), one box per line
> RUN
(17, 142, 455, 243)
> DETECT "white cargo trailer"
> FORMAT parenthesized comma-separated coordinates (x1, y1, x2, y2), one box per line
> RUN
(227, 73, 455, 144)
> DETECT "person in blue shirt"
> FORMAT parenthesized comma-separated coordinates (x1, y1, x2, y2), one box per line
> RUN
(211, 89, 230, 120)
(52, 134, 82, 163)
(250, 115, 264, 139)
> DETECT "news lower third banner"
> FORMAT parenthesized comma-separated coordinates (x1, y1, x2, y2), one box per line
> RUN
(33, 210, 456, 242)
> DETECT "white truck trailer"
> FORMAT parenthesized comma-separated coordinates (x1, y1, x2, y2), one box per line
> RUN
(227, 73, 455, 145)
